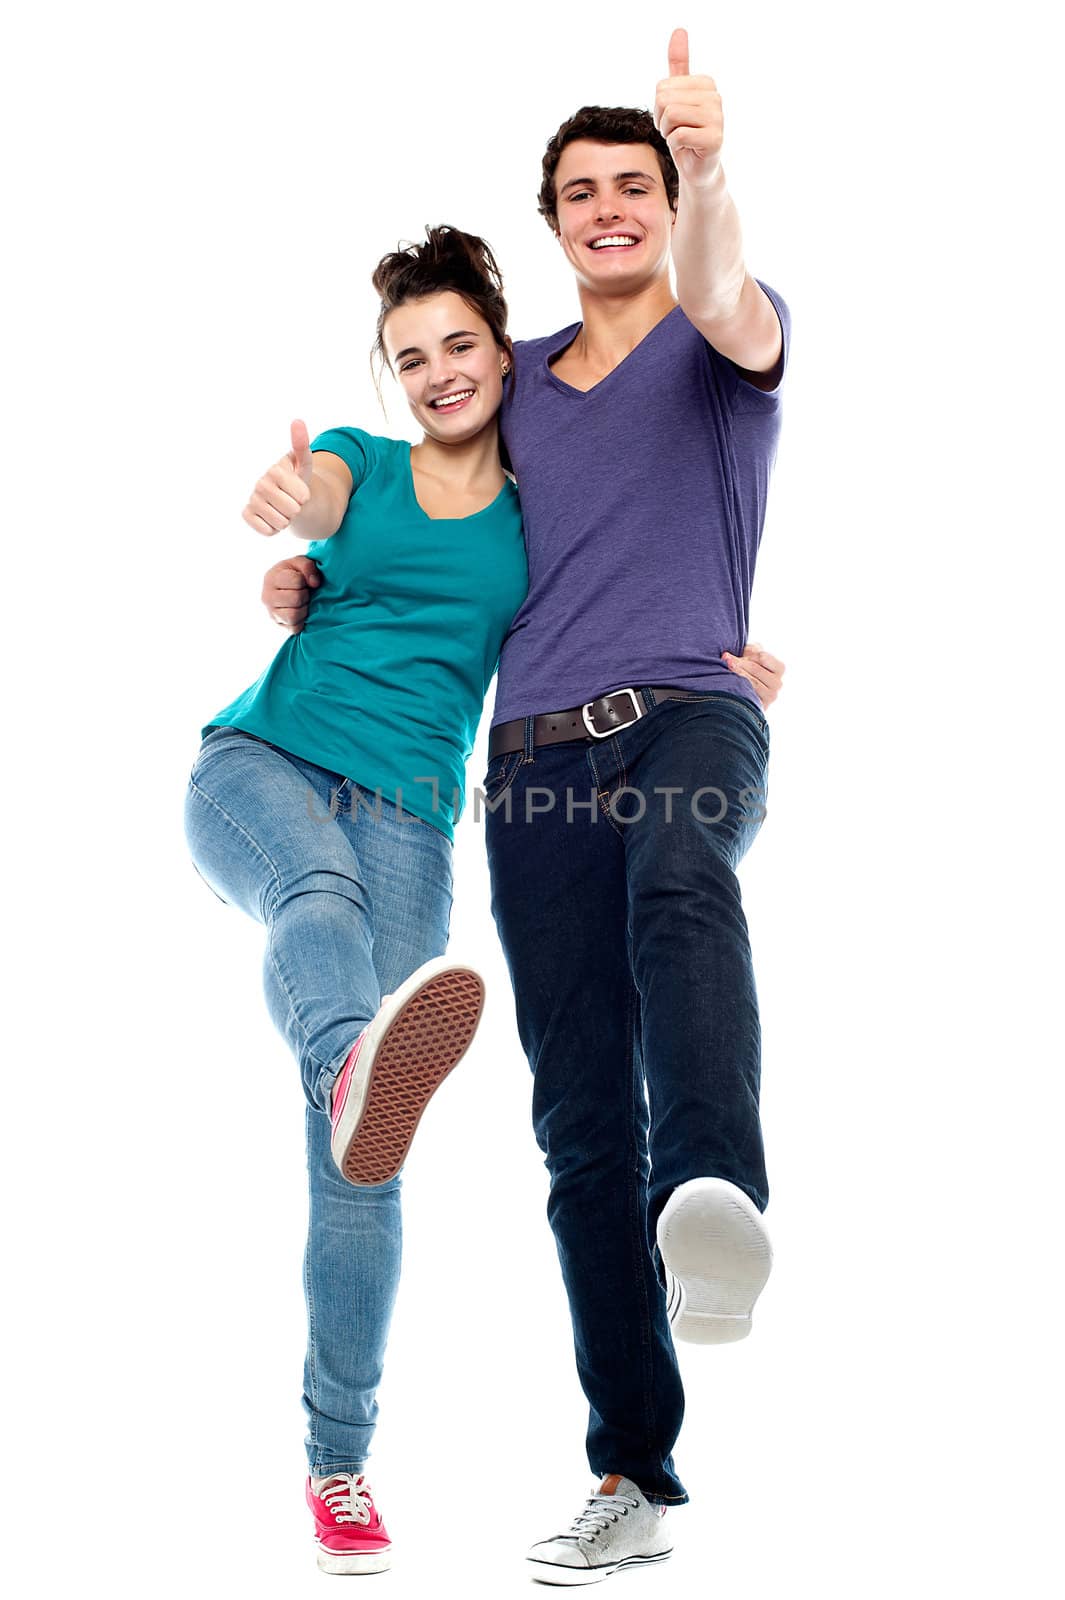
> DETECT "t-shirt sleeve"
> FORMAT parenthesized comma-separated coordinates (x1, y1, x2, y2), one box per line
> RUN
(708, 280, 791, 412)
(499, 338, 533, 468)
(308, 426, 377, 494)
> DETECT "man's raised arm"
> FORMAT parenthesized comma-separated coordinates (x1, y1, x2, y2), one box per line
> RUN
(656, 27, 783, 384)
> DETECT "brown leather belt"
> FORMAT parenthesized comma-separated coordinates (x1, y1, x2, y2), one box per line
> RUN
(488, 686, 704, 757)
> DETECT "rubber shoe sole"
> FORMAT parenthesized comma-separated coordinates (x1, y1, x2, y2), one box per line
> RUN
(331, 958, 485, 1186)
(656, 1177, 772, 1344)
(315, 1545, 392, 1575)
(527, 1550, 673, 1585)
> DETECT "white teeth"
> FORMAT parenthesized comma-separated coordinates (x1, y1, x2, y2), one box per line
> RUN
(431, 389, 474, 408)
(591, 236, 638, 249)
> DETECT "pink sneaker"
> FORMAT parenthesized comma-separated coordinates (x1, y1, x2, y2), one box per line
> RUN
(306, 1472, 392, 1575)
(330, 956, 485, 1186)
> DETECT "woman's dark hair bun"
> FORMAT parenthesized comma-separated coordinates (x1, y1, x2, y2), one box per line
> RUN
(373, 225, 503, 303)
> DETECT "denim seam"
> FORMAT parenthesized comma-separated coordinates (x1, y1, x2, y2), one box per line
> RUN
(189, 782, 343, 1089)
(676, 689, 769, 740)
(610, 738, 631, 835)
(188, 777, 281, 894)
(484, 751, 522, 803)
(304, 1158, 321, 1463)
(625, 984, 661, 1472)
(588, 746, 624, 838)
(264, 923, 339, 1090)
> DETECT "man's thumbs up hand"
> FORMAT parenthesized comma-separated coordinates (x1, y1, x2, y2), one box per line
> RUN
(654, 27, 724, 187)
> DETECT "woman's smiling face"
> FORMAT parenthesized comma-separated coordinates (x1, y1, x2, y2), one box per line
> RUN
(384, 291, 508, 443)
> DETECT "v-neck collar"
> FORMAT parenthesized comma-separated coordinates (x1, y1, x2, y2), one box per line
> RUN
(543, 303, 683, 398)
(404, 443, 512, 523)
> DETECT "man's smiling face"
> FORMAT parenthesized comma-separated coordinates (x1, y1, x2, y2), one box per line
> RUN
(552, 139, 676, 294)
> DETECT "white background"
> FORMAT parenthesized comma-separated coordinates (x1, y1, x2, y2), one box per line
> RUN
(3, 2, 1061, 1596)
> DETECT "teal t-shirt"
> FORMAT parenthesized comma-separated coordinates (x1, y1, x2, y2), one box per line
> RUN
(204, 427, 528, 839)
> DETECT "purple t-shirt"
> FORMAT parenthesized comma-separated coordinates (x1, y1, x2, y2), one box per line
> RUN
(493, 284, 789, 724)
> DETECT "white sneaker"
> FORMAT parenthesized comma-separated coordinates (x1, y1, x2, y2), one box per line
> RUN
(527, 1474, 672, 1585)
(657, 1177, 772, 1344)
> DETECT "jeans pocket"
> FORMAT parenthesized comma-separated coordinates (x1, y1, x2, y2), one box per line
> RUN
(482, 751, 521, 802)
(190, 724, 261, 779)
(714, 692, 769, 742)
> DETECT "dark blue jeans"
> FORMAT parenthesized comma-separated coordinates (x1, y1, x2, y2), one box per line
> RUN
(484, 691, 771, 1505)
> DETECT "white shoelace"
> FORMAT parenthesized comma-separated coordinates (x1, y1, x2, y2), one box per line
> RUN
(317, 1473, 373, 1526)
(556, 1492, 639, 1545)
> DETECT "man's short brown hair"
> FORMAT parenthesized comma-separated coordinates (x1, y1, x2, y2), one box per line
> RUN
(537, 105, 679, 234)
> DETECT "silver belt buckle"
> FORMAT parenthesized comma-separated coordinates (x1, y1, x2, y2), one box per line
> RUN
(581, 686, 644, 739)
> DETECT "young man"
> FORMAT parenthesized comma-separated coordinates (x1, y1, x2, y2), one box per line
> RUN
(263, 30, 789, 1584)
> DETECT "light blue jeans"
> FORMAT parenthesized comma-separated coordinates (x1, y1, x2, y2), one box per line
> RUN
(183, 725, 452, 1473)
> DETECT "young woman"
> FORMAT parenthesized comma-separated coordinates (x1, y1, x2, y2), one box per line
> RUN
(183, 227, 528, 1575)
